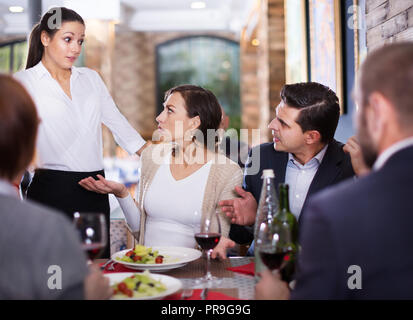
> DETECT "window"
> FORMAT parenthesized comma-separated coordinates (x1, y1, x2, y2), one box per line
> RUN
(156, 36, 241, 132)
(0, 40, 27, 73)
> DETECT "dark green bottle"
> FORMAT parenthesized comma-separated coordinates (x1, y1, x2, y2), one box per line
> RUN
(271, 183, 299, 284)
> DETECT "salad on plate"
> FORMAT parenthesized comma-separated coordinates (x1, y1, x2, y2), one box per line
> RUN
(111, 271, 167, 299)
(115, 244, 166, 264)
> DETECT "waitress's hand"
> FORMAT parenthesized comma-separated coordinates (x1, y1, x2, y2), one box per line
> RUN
(79, 174, 129, 198)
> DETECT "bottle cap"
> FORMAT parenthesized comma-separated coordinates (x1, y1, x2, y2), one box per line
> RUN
(261, 169, 275, 179)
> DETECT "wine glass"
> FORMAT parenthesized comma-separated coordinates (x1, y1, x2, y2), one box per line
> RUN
(73, 212, 107, 262)
(194, 209, 222, 286)
(255, 219, 292, 274)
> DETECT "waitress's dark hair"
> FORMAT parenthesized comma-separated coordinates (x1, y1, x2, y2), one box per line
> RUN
(26, 7, 85, 69)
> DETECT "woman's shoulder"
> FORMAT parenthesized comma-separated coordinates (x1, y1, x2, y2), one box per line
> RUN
(14, 67, 34, 83)
(74, 67, 100, 79)
(211, 151, 241, 167)
(14, 62, 46, 81)
(210, 151, 243, 177)
(140, 143, 172, 168)
(13, 68, 37, 94)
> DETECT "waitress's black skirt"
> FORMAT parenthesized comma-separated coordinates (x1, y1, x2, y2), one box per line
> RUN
(27, 168, 111, 258)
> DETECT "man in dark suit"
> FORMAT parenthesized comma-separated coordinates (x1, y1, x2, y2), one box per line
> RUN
(221, 82, 361, 245)
(255, 42, 413, 299)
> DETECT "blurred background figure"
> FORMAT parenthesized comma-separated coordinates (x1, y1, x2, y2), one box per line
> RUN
(218, 107, 250, 169)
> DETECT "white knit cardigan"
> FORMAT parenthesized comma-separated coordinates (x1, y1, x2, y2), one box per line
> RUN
(129, 143, 243, 245)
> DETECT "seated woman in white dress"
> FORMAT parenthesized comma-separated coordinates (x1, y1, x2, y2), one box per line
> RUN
(79, 85, 242, 258)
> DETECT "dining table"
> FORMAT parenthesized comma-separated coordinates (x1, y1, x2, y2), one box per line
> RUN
(96, 256, 256, 300)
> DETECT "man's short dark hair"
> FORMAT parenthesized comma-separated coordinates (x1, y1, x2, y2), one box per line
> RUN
(0, 75, 38, 180)
(280, 82, 340, 143)
(359, 42, 413, 131)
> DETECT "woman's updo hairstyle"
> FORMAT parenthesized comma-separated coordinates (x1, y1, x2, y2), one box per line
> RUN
(164, 85, 223, 150)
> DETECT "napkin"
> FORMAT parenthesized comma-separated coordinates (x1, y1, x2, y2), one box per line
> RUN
(226, 262, 255, 276)
(99, 262, 142, 274)
(164, 289, 240, 300)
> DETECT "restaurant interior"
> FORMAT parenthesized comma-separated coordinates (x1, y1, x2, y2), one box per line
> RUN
(1, 0, 413, 301)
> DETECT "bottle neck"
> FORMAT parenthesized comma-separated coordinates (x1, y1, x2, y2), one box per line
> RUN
(264, 177, 274, 189)
(279, 185, 290, 212)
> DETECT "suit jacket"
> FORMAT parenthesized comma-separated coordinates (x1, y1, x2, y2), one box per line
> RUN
(292, 146, 413, 299)
(0, 194, 88, 299)
(229, 139, 354, 244)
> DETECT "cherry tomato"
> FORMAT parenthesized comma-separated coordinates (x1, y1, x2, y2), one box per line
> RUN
(117, 282, 127, 293)
(155, 256, 163, 264)
(125, 289, 133, 297)
(132, 255, 142, 262)
(125, 251, 134, 257)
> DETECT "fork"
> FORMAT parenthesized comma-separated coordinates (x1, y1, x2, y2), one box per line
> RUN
(100, 259, 113, 271)
(107, 261, 117, 271)
(200, 288, 209, 300)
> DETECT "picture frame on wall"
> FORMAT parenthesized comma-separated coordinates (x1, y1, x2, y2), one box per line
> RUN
(285, 0, 308, 84)
(308, 0, 345, 114)
(353, 0, 368, 73)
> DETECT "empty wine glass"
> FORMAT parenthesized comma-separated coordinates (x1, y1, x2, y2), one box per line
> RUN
(194, 209, 222, 286)
(73, 212, 107, 263)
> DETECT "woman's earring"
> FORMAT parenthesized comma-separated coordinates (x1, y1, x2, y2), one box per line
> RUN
(191, 131, 197, 143)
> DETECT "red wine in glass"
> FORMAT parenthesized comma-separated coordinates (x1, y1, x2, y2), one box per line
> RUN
(193, 210, 222, 285)
(82, 243, 105, 260)
(73, 212, 107, 263)
(195, 232, 221, 250)
(259, 248, 291, 271)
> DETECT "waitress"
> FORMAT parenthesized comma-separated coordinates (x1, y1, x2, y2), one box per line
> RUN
(14, 7, 149, 257)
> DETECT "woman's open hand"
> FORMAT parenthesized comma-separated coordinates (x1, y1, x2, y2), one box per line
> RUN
(79, 174, 129, 198)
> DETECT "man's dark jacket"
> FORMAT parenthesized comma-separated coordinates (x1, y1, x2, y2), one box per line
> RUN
(230, 139, 355, 244)
(292, 146, 413, 299)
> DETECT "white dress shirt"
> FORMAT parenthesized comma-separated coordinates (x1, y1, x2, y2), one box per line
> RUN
(373, 137, 413, 171)
(285, 144, 328, 219)
(0, 179, 19, 198)
(117, 153, 212, 248)
(14, 62, 145, 172)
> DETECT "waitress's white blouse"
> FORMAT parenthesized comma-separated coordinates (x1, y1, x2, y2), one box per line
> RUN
(14, 61, 145, 172)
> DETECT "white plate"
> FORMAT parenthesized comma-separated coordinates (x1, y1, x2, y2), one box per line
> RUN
(111, 246, 202, 271)
(106, 272, 182, 300)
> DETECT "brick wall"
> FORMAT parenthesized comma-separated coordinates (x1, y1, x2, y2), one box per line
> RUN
(86, 28, 237, 155)
(111, 30, 238, 149)
(240, 0, 285, 146)
(366, 0, 413, 51)
(267, 0, 286, 139)
(85, 3, 287, 153)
